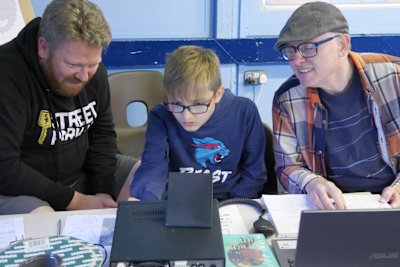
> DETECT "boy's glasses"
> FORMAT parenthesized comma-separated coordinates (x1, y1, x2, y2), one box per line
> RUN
(280, 35, 340, 61)
(164, 94, 215, 114)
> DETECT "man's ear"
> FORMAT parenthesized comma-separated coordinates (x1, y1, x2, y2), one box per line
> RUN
(214, 86, 224, 103)
(338, 34, 351, 56)
(37, 37, 49, 60)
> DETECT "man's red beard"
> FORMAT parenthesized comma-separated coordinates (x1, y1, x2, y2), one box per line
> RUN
(41, 56, 88, 97)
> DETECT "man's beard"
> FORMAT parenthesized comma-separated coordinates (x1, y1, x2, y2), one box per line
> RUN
(41, 57, 88, 97)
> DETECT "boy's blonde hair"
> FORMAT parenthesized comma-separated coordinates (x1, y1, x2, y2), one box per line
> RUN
(163, 45, 222, 100)
(38, 0, 111, 50)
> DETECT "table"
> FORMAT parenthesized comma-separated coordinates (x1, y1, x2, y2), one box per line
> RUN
(1, 208, 117, 239)
(0, 202, 265, 266)
(0, 202, 262, 239)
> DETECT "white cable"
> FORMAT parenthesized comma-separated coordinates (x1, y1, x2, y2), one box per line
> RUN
(255, 83, 264, 105)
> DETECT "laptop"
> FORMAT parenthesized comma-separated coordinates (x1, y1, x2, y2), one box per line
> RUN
(272, 209, 400, 267)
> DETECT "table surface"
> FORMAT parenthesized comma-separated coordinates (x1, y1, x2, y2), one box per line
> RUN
(0, 208, 117, 239)
(0, 202, 262, 238)
(0, 202, 266, 267)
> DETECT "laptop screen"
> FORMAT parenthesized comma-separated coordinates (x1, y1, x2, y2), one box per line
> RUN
(294, 209, 400, 267)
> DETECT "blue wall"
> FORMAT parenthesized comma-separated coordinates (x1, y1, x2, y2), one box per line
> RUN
(31, 0, 400, 126)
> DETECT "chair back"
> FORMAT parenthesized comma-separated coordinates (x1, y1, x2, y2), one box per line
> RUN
(108, 70, 166, 158)
(261, 123, 278, 194)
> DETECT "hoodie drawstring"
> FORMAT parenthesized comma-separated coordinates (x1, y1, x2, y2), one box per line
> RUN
(45, 88, 63, 173)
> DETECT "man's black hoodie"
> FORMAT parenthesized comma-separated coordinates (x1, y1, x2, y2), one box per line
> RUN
(0, 18, 117, 210)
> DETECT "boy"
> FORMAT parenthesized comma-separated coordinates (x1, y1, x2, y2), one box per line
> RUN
(130, 45, 267, 200)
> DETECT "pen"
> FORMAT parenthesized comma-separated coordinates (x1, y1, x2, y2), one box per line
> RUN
(390, 173, 400, 188)
(57, 219, 62, 236)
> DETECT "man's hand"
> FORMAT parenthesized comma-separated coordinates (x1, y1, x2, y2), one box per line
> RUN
(379, 186, 400, 208)
(305, 177, 346, 210)
(66, 191, 117, 210)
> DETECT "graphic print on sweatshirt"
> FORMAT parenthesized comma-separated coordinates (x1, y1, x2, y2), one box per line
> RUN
(192, 137, 230, 168)
(37, 101, 97, 145)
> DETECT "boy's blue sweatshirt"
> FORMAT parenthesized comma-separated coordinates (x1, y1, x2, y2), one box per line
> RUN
(131, 89, 267, 200)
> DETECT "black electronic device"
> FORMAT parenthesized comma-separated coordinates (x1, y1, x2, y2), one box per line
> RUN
(110, 200, 225, 267)
(218, 198, 275, 237)
(166, 172, 213, 228)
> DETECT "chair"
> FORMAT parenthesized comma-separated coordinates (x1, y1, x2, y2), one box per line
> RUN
(261, 123, 279, 194)
(108, 70, 166, 158)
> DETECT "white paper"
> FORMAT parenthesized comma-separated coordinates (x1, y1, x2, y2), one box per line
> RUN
(62, 214, 116, 244)
(0, 217, 24, 249)
(343, 194, 391, 209)
(261, 193, 391, 238)
(219, 204, 248, 235)
(62, 214, 116, 267)
(262, 194, 316, 238)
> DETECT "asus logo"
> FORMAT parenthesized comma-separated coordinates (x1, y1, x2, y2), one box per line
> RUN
(369, 252, 399, 260)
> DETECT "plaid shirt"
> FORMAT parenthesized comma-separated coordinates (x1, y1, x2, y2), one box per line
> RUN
(273, 52, 400, 193)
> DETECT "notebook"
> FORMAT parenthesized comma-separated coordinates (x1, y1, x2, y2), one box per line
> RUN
(165, 172, 213, 228)
(272, 209, 400, 267)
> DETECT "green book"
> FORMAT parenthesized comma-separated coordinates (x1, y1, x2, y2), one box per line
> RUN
(223, 233, 279, 267)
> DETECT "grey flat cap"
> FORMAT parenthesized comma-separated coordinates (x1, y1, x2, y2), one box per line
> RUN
(274, 1, 349, 50)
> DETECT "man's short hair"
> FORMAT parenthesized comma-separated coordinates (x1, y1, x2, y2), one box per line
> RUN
(38, 0, 111, 50)
(163, 45, 222, 100)
(274, 1, 348, 50)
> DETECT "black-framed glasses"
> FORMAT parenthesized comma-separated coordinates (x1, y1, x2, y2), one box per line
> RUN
(164, 94, 215, 114)
(280, 35, 340, 61)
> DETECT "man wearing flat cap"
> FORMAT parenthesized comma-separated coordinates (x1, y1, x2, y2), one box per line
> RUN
(272, 1, 400, 209)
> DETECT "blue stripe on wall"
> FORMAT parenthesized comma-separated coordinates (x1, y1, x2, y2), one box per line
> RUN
(103, 35, 400, 69)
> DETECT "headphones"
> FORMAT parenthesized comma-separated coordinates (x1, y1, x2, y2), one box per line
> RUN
(218, 198, 275, 238)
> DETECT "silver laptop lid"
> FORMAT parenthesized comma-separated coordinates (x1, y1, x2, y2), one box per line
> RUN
(295, 209, 400, 267)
